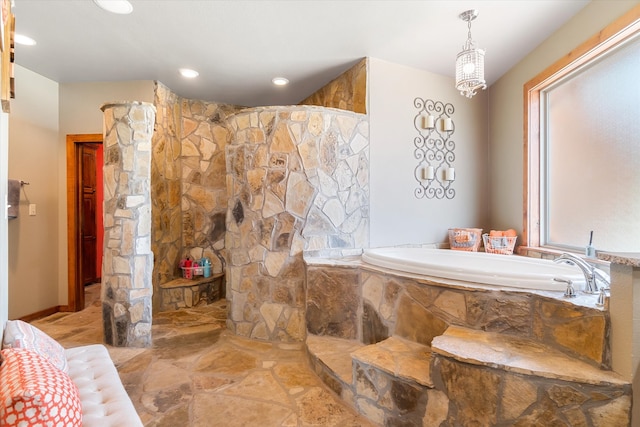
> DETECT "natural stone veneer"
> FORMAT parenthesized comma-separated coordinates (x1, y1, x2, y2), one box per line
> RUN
(181, 99, 242, 274)
(433, 355, 630, 426)
(151, 84, 241, 313)
(299, 58, 367, 115)
(100, 101, 156, 347)
(309, 262, 610, 368)
(305, 259, 631, 425)
(226, 106, 369, 342)
(151, 83, 182, 312)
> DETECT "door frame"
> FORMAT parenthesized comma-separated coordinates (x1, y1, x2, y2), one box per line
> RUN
(66, 133, 102, 312)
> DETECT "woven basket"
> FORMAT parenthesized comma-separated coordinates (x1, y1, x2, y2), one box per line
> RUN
(448, 228, 483, 252)
(482, 234, 517, 255)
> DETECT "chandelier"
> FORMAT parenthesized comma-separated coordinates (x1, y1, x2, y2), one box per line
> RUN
(455, 10, 486, 98)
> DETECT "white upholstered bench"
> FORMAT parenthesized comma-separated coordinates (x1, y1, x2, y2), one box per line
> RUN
(1, 320, 142, 426)
(65, 344, 143, 426)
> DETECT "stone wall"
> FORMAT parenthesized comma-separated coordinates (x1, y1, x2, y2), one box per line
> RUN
(101, 101, 155, 347)
(226, 106, 369, 342)
(307, 262, 611, 369)
(150, 84, 241, 310)
(181, 99, 241, 273)
(151, 83, 182, 312)
(299, 58, 367, 114)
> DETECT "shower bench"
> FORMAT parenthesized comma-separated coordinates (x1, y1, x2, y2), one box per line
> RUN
(159, 272, 225, 311)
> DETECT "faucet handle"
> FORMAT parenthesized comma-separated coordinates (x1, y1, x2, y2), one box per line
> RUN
(596, 286, 609, 307)
(554, 277, 576, 298)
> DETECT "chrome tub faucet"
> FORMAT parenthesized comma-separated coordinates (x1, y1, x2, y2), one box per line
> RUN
(554, 252, 610, 294)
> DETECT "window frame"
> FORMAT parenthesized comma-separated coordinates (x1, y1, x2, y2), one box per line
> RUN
(522, 6, 640, 252)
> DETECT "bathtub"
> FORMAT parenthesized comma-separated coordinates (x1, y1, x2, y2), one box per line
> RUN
(362, 247, 586, 291)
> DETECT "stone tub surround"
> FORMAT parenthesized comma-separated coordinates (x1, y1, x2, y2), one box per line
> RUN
(307, 256, 611, 368)
(225, 106, 369, 342)
(304, 255, 631, 425)
(432, 328, 630, 426)
(100, 101, 156, 348)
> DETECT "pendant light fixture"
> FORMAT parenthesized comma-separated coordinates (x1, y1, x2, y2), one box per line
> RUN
(455, 10, 486, 98)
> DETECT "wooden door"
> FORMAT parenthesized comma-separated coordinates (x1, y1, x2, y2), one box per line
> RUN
(66, 134, 103, 312)
(80, 144, 98, 285)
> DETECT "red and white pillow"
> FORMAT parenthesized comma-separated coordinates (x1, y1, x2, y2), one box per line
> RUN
(0, 348, 82, 426)
(2, 320, 68, 373)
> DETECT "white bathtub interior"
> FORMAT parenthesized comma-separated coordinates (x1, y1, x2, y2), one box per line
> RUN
(362, 247, 586, 291)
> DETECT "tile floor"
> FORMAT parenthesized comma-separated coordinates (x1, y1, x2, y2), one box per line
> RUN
(31, 292, 374, 427)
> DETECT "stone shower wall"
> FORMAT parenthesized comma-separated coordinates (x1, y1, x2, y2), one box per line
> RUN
(181, 100, 242, 273)
(151, 83, 182, 312)
(226, 106, 369, 342)
(101, 101, 155, 347)
(299, 58, 367, 114)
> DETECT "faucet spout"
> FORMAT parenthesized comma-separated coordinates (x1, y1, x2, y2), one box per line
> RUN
(553, 253, 608, 294)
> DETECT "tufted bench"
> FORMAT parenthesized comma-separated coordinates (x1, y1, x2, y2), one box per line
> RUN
(65, 344, 142, 426)
(1, 320, 142, 426)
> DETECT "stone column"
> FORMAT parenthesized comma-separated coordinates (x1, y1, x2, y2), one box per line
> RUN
(100, 101, 155, 347)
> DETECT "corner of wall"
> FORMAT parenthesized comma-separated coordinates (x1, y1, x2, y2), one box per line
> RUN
(298, 57, 368, 114)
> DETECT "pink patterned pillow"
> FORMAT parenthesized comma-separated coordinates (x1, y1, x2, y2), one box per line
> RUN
(0, 348, 82, 426)
(2, 320, 68, 373)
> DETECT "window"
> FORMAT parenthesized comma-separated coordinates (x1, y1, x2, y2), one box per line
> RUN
(524, 8, 640, 253)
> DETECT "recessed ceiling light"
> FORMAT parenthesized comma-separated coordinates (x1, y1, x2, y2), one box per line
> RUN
(179, 68, 199, 78)
(272, 77, 289, 86)
(14, 34, 36, 46)
(93, 0, 133, 15)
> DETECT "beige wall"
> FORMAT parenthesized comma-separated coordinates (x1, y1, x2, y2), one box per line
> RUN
(0, 72, 9, 330)
(369, 58, 489, 247)
(6, 77, 154, 319)
(57, 80, 154, 307)
(487, 0, 639, 234)
(8, 65, 60, 318)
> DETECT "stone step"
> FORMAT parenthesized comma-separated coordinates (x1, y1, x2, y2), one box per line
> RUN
(306, 334, 364, 386)
(432, 325, 629, 387)
(351, 336, 433, 388)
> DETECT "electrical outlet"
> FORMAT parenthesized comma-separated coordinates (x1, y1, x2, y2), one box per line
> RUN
(29, 204, 36, 216)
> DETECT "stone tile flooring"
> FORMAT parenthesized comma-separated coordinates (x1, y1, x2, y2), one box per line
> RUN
(32, 298, 375, 427)
(84, 282, 101, 309)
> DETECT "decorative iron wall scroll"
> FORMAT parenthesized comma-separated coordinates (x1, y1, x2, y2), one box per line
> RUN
(413, 98, 455, 199)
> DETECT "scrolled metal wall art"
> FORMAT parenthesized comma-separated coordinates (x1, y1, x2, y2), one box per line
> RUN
(413, 97, 456, 199)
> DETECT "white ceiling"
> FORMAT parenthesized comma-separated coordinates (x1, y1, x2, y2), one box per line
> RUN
(12, 0, 589, 107)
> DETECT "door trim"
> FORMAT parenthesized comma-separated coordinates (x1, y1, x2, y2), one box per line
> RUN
(65, 133, 102, 312)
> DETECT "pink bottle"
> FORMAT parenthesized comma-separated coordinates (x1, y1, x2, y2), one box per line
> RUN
(183, 257, 193, 279)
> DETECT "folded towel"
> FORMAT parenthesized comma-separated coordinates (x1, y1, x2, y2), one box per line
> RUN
(7, 179, 19, 219)
(454, 232, 470, 243)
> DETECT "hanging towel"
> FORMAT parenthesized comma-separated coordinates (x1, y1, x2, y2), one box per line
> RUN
(7, 179, 19, 219)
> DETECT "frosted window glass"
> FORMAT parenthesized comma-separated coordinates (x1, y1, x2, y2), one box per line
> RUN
(544, 36, 640, 252)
